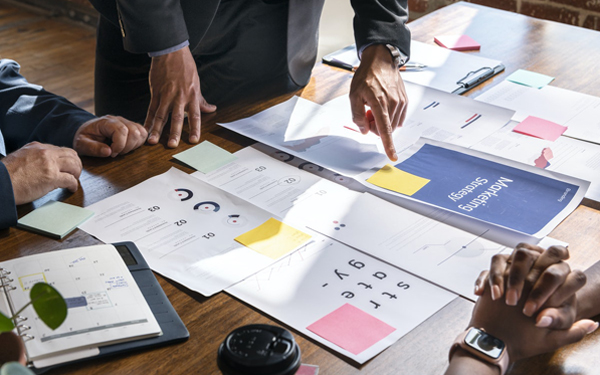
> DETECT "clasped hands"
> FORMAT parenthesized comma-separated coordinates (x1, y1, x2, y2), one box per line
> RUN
(143, 45, 408, 161)
(469, 243, 598, 364)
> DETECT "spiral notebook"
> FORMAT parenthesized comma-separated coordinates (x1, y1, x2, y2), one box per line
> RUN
(0, 244, 163, 369)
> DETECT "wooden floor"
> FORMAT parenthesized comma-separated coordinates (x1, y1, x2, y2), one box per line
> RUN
(0, 1, 96, 113)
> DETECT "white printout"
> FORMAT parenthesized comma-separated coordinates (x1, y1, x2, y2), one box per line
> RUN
(471, 124, 600, 202)
(322, 82, 515, 151)
(326, 41, 503, 93)
(226, 233, 456, 364)
(192, 147, 361, 226)
(307, 192, 511, 300)
(218, 96, 388, 177)
(80, 168, 309, 296)
(475, 80, 600, 144)
(218, 86, 514, 177)
(1, 245, 160, 363)
(250, 143, 543, 247)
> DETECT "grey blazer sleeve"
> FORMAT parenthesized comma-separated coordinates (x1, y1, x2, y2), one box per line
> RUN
(351, 0, 411, 58)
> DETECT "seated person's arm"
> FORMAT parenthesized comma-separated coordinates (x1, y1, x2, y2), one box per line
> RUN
(446, 244, 598, 374)
(0, 60, 146, 230)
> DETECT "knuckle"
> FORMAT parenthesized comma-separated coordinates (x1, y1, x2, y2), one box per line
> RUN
(491, 274, 503, 286)
(541, 268, 562, 284)
(547, 245, 568, 260)
(513, 248, 531, 262)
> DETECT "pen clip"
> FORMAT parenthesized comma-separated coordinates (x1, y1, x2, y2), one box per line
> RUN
(457, 67, 494, 89)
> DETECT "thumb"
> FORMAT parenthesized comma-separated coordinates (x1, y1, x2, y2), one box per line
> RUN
(547, 319, 599, 347)
(199, 97, 217, 113)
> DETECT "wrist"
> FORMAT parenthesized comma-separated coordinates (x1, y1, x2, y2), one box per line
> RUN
(448, 348, 501, 375)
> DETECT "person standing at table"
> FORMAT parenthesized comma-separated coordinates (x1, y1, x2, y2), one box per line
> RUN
(0, 59, 147, 231)
(89, 0, 411, 161)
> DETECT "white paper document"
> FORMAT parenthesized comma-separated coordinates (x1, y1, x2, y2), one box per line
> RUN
(79, 168, 310, 296)
(472, 124, 600, 202)
(306, 192, 511, 300)
(192, 147, 361, 225)
(226, 234, 456, 364)
(475, 80, 600, 144)
(218, 85, 513, 177)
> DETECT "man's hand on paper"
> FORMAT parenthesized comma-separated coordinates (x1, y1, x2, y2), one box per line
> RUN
(144, 46, 216, 148)
(350, 44, 408, 162)
(3, 142, 82, 205)
(73, 115, 148, 158)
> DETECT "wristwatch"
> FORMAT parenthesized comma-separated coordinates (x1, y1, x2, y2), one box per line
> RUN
(385, 44, 407, 67)
(449, 327, 510, 375)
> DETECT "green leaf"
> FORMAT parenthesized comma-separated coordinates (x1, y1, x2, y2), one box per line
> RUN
(1, 362, 36, 375)
(0, 312, 15, 332)
(30, 283, 67, 330)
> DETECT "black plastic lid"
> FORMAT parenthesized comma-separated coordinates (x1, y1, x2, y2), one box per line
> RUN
(217, 324, 301, 375)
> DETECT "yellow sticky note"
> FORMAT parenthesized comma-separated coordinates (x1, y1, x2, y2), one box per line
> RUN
(367, 164, 430, 196)
(235, 218, 311, 259)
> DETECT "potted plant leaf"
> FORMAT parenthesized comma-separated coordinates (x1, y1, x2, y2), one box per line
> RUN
(0, 283, 67, 373)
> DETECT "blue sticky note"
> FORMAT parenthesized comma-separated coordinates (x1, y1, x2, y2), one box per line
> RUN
(17, 200, 94, 239)
(173, 141, 237, 173)
(506, 69, 554, 89)
(65, 296, 88, 308)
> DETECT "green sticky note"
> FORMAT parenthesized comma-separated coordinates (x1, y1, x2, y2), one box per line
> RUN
(17, 200, 94, 239)
(173, 141, 238, 173)
(367, 164, 430, 196)
(506, 69, 554, 89)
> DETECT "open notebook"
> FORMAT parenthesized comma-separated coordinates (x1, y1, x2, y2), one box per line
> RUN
(0, 244, 162, 369)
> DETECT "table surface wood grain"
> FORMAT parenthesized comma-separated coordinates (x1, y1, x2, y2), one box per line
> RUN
(1, 2, 600, 374)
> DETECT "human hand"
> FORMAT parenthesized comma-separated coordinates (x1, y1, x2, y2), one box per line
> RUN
(2, 142, 82, 205)
(474, 243, 586, 329)
(73, 115, 147, 157)
(469, 280, 597, 363)
(350, 44, 408, 161)
(145, 46, 216, 148)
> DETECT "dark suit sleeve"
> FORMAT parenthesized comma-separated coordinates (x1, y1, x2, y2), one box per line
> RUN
(351, 0, 411, 58)
(0, 59, 95, 230)
(0, 162, 17, 230)
(0, 60, 95, 152)
(115, 0, 189, 54)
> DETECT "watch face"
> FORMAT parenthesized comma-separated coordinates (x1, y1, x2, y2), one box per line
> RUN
(464, 328, 505, 359)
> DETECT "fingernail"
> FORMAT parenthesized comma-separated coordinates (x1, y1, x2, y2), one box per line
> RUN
(190, 135, 199, 143)
(536, 316, 553, 328)
(506, 289, 519, 306)
(149, 134, 157, 143)
(587, 322, 599, 334)
(523, 301, 537, 317)
(491, 285, 501, 301)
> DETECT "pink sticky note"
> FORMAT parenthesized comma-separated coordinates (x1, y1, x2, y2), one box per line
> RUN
(306, 304, 396, 355)
(434, 35, 481, 51)
(513, 116, 567, 141)
(296, 364, 319, 375)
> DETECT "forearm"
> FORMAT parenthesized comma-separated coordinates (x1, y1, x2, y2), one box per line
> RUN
(576, 261, 600, 320)
(445, 349, 501, 375)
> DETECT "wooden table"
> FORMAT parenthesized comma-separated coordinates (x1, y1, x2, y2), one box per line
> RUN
(2, 2, 600, 374)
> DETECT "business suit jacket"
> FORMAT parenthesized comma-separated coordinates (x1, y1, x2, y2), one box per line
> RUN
(0, 60, 95, 230)
(89, 0, 411, 87)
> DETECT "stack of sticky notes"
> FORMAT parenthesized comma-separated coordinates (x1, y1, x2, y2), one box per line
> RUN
(434, 35, 481, 51)
(17, 200, 94, 239)
(173, 141, 237, 173)
(513, 116, 567, 141)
